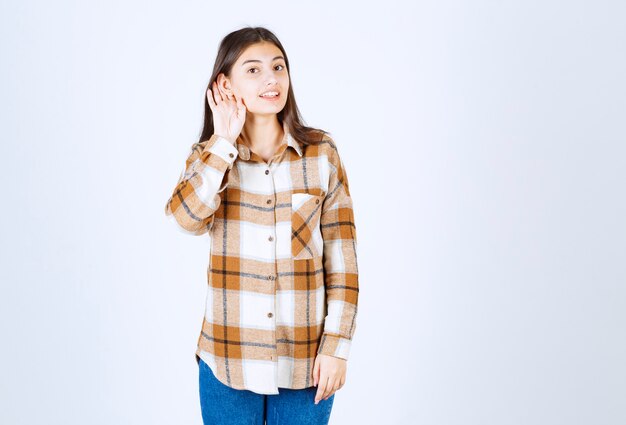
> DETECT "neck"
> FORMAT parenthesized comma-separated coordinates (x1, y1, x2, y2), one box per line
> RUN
(239, 115, 284, 150)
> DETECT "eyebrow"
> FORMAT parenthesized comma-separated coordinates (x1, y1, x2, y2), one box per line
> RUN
(241, 56, 285, 66)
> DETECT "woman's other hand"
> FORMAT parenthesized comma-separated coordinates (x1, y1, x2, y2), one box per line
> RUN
(312, 354, 347, 404)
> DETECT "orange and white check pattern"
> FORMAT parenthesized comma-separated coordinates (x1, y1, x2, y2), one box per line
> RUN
(165, 122, 359, 394)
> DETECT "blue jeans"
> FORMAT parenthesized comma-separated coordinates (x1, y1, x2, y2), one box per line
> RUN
(198, 357, 335, 424)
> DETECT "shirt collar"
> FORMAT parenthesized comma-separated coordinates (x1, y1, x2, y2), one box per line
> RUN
(235, 122, 303, 161)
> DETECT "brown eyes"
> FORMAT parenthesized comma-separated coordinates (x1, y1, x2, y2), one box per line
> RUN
(248, 64, 285, 74)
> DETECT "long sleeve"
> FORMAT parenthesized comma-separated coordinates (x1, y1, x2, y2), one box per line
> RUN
(164, 134, 239, 236)
(317, 144, 359, 360)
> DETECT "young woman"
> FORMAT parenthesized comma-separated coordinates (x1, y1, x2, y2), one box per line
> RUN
(165, 26, 359, 425)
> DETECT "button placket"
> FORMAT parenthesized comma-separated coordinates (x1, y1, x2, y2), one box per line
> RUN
(265, 162, 278, 359)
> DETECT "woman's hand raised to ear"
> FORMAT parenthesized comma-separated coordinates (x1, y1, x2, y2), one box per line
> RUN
(207, 80, 247, 145)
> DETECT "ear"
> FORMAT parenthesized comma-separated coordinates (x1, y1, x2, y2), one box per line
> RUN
(216, 73, 233, 96)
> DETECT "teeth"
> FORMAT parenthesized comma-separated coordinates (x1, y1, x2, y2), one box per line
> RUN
(260, 92, 278, 97)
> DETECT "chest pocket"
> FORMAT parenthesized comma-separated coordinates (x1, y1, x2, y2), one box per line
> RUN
(291, 188, 325, 259)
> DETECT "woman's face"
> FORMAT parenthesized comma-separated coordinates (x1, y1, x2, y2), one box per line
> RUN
(218, 42, 289, 116)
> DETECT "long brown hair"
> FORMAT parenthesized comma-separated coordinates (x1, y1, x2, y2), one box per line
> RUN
(197, 26, 329, 147)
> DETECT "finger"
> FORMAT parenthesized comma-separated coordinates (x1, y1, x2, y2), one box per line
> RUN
(222, 86, 233, 101)
(325, 380, 341, 400)
(318, 381, 331, 403)
(213, 81, 224, 103)
(315, 374, 329, 404)
(217, 84, 228, 100)
(235, 93, 246, 110)
(206, 87, 216, 110)
(236, 95, 247, 120)
(312, 359, 319, 387)
(322, 376, 337, 400)
(238, 95, 247, 110)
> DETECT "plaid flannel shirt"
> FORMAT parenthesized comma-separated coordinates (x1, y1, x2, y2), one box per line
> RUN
(164, 122, 359, 394)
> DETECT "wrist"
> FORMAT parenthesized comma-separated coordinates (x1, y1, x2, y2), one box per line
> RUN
(214, 132, 236, 145)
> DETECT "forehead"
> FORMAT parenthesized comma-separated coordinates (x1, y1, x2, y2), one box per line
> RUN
(237, 42, 284, 65)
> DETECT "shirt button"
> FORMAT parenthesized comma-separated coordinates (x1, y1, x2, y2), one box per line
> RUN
(268, 275, 275, 280)
(265, 169, 270, 175)
(315, 199, 320, 204)
(228, 153, 234, 158)
(268, 235, 274, 241)
(266, 199, 272, 204)
(267, 312, 273, 318)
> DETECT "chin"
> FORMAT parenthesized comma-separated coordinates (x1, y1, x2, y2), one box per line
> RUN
(250, 101, 287, 114)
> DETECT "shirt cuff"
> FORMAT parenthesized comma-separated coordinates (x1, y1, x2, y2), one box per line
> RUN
(207, 135, 239, 169)
(317, 333, 352, 360)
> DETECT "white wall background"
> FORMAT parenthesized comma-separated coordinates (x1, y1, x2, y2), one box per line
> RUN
(1, 0, 624, 424)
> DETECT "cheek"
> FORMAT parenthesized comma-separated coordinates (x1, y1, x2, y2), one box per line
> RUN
(239, 90, 257, 103)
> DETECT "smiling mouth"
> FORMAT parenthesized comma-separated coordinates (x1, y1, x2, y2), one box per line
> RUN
(259, 91, 280, 98)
